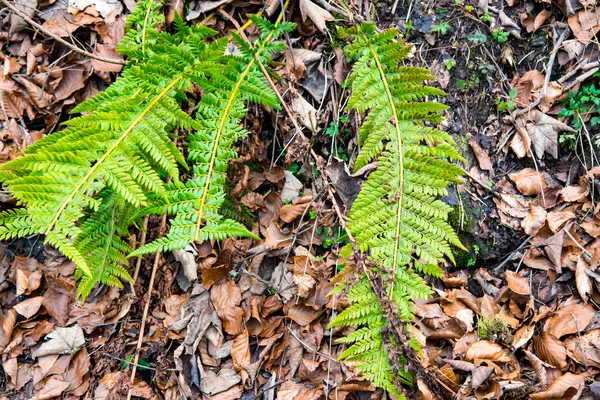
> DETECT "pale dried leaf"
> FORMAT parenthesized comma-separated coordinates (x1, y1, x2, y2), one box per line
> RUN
(575, 257, 592, 303)
(522, 204, 547, 236)
(299, 0, 334, 32)
(32, 325, 86, 358)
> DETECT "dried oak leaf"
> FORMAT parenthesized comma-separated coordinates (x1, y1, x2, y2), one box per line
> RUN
(529, 372, 584, 400)
(534, 332, 568, 369)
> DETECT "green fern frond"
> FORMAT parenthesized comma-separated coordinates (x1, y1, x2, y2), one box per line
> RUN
(0, 2, 223, 291)
(329, 23, 464, 396)
(132, 16, 293, 256)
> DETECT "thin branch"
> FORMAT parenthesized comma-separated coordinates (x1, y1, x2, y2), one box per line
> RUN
(0, 0, 126, 65)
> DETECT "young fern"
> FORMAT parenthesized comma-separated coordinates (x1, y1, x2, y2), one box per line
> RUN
(329, 24, 465, 396)
(131, 17, 295, 255)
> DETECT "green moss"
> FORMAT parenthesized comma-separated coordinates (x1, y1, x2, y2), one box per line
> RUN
(477, 316, 511, 343)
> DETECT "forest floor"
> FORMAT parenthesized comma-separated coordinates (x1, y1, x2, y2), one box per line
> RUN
(1, 0, 600, 399)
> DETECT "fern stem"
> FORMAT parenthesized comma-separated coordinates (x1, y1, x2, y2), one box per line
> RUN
(368, 44, 405, 271)
(141, 0, 154, 56)
(44, 76, 183, 237)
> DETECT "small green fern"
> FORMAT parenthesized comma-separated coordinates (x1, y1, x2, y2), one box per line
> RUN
(131, 16, 295, 255)
(329, 24, 465, 396)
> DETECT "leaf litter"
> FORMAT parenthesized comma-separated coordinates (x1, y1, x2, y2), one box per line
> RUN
(4, 0, 600, 399)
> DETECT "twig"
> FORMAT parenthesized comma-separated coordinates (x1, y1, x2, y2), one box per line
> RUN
(516, 26, 569, 114)
(0, 0, 126, 65)
(464, 170, 500, 197)
(494, 236, 532, 271)
(131, 216, 149, 295)
(286, 326, 339, 362)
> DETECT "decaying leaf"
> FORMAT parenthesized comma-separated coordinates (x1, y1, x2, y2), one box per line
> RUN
(32, 325, 86, 358)
(299, 0, 334, 32)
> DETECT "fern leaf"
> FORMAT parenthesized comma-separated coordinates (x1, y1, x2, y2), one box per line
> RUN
(329, 23, 465, 396)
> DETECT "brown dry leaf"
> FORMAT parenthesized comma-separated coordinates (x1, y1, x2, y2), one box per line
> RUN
(280, 201, 311, 223)
(469, 138, 493, 171)
(560, 177, 589, 202)
(565, 329, 600, 368)
(465, 341, 510, 363)
(19, 78, 53, 110)
(54, 68, 86, 101)
(472, 366, 495, 388)
(522, 204, 547, 236)
(546, 303, 595, 338)
(287, 303, 323, 325)
(211, 278, 241, 310)
(529, 372, 584, 400)
(521, 9, 552, 33)
(218, 306, 244, 336)
(505, 270, 531, 296)
(581, 217, 600, 237)
(232, 331, 251, 372)
(276, 381, 323, 400)
(534, 332, 568, 369)
(547, 210, 576, 233)
(575, 257, 592, 303)
(32, 377, 70, 400)
(569, 7, 600, 42)
(13, 296, 44, 319)
(509, 168, 546, 195)
(430, 60, 450, 89)
(512, 324, 535, 349)
(543, 231, 564, 271)
(513, 70, 544, 107)
(91, 44, 125, 73)
(298, 0, 334, 32)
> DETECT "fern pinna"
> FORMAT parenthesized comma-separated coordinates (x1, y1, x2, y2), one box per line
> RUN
(131, 17, 295, 255)
(0, 1, 225, 298)
(329, 24, 465, 397)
